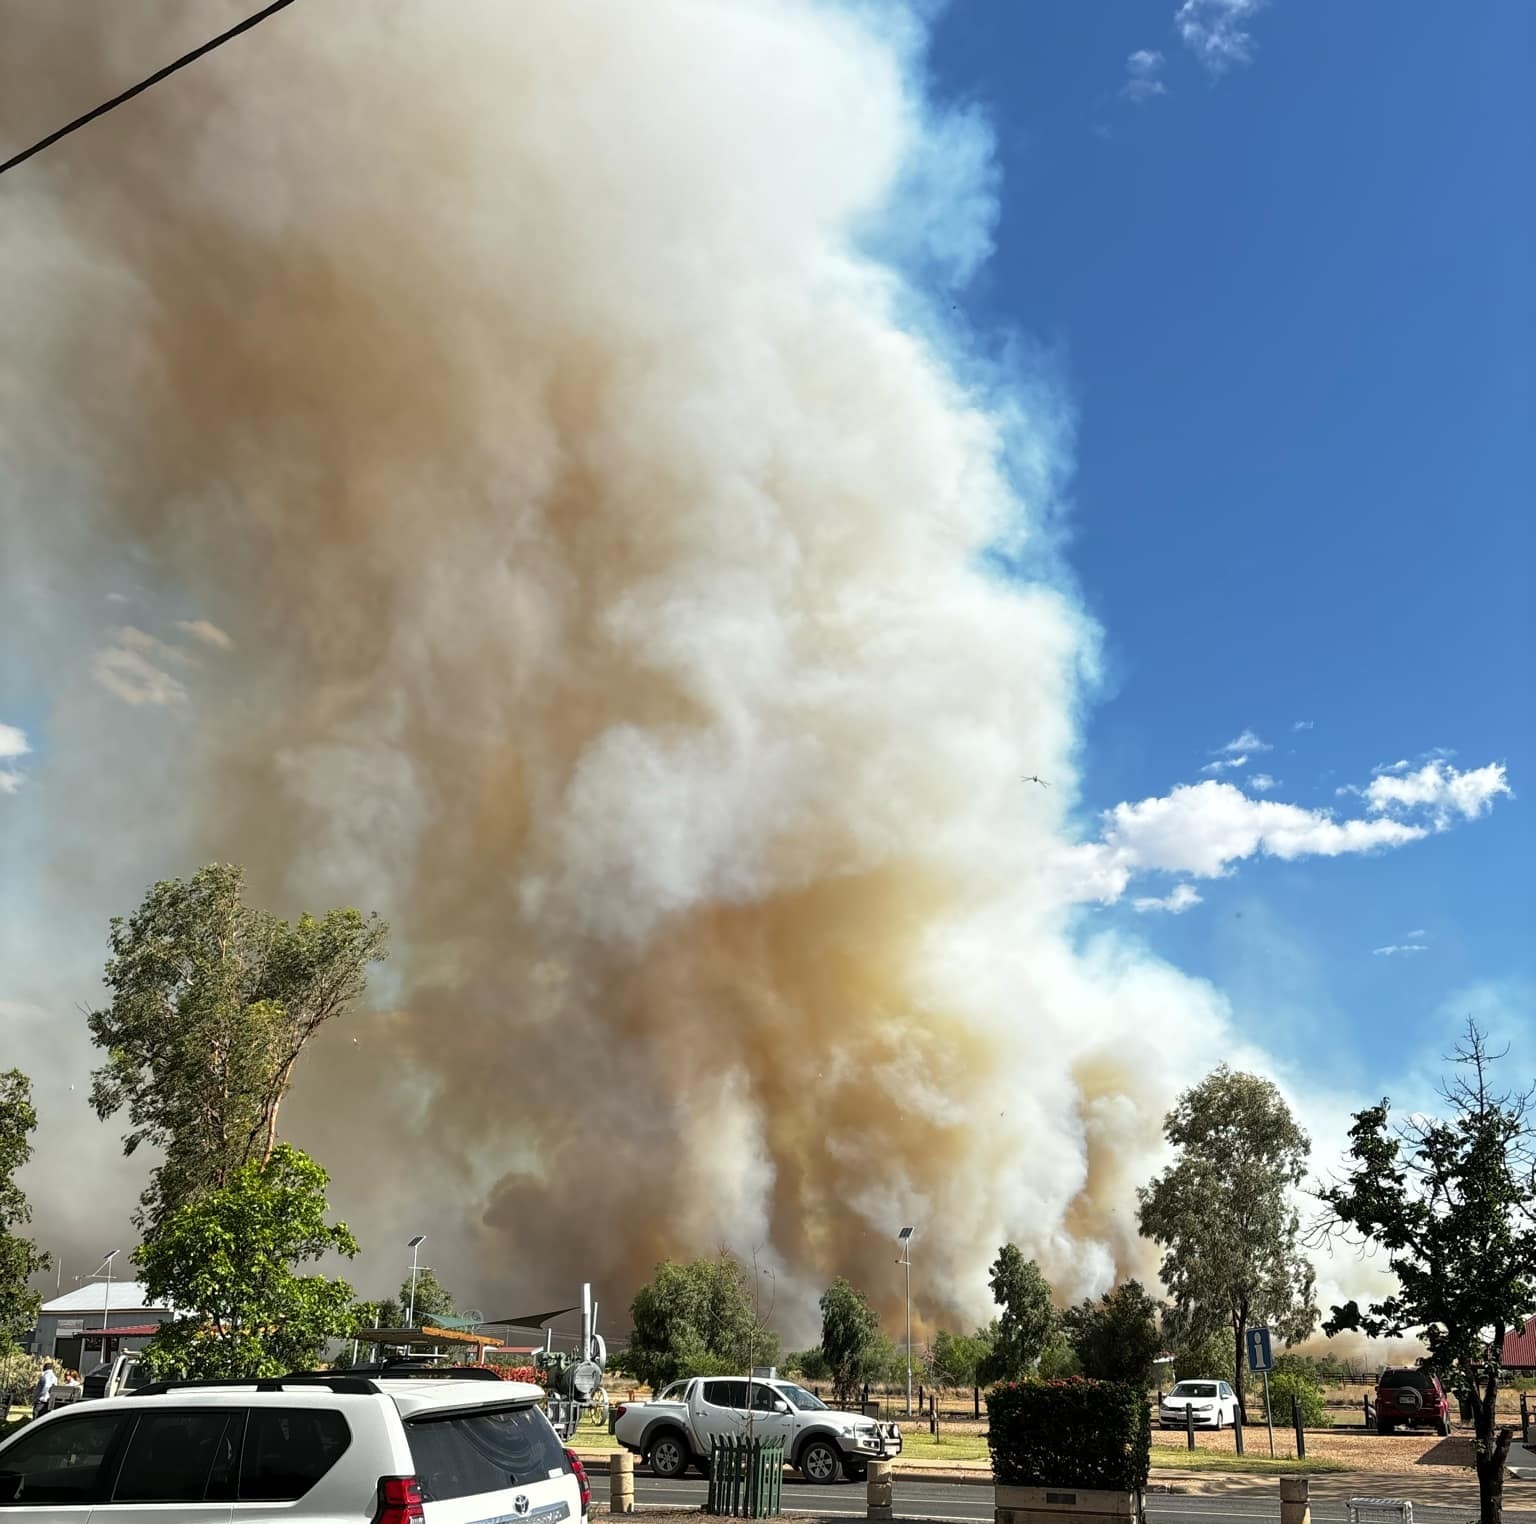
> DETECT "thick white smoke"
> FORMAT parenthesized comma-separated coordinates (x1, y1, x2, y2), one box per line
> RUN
(0, 0, 1401, 1337)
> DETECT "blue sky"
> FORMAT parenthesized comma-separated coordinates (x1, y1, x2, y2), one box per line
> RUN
(930, 0, 1532, 1088)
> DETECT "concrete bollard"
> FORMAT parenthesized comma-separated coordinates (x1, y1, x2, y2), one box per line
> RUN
(611, 1449, 635, 1514)
(1279, 1474, 1310, 1524)
(867, 1458, 893, 1522)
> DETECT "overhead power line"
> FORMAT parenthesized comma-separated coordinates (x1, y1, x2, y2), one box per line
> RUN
(0, 0, 298, 179)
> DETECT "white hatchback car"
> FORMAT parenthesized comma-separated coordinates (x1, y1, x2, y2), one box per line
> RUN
(1158, 1378, 1239, 1429)
(0, 1368, 590, 1523)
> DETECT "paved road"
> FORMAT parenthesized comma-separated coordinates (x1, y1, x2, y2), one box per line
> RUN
(627, 1471, 1536, 1522)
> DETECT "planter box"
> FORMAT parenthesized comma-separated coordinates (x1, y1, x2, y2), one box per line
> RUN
(996, 1484, 1142, 1524)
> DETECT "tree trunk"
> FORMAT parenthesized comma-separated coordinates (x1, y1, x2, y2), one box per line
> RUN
(1475, 1425, 1512, 1524)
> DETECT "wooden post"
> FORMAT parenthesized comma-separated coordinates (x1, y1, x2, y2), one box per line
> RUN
(1292, 1395, 1306, 1460)
(1279, 1475, 1310, 1524)
(867, 1457, 893, 1522)
(611, 1449, 635, 1515)
(1522, 1391, 1530, 1445)
(1186, 1402, 1195, 1450)
(974, 1384, 980, 1420)
(1234, 1414, 1244, 1455)
(1363, 1394, 1372, 1430)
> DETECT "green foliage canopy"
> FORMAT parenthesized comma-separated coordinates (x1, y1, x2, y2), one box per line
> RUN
(977, 1246, 1058, 1386)
(1137, 1066, 1317, 1417)
(1320, 1022, 1536, 1524)
(0, 1070, 50, 1348)
(136, 1143, 359, 1379)
(625, 1255, 780, 1392)
(88, 863, 388, 1228)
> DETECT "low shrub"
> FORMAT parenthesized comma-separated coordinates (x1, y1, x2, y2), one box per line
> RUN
(987, 1378, 1150, 1493)
(465, 1363, 545, 1384)
(1254, 1370, 1329, 1427)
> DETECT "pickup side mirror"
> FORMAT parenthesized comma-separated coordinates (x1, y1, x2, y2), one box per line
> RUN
(773, 1399, 790, 1414)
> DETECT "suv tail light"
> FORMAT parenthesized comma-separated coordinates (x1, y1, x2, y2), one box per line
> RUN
(375, 1475, 425, 1524)
(565, 1448, 591, 1517)
(614, 1402, 628, 1423)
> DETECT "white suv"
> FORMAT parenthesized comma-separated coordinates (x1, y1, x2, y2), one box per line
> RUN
(0, 1368, 590, 1523)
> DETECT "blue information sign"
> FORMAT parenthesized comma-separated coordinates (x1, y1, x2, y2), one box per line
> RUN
(1245, 1326, 1273, 1374)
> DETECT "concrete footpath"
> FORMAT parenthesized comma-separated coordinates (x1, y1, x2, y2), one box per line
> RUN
(574, 1450, 1536, 1511)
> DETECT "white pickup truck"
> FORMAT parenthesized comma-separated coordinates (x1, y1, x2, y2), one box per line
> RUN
(612, 1374, 902, 1484)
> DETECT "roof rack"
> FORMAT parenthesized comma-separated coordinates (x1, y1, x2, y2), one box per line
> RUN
(134, 1363, 506, 1397)
(134, 1375, 381, 1397)
(342, 1361, 504, 1382)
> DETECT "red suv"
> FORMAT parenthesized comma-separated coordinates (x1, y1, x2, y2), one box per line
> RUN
(1375, 1367, 1451, 1435)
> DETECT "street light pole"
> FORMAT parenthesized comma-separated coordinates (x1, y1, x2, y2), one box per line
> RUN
(897, 1227, 915, 1417)
(406, 1235, 426, 1328)
(100, 1249, 121, 1333)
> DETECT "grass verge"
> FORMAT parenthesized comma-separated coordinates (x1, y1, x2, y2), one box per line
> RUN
(1150, 1444, 1349, 1476)
(893, 1432, 991, 1463)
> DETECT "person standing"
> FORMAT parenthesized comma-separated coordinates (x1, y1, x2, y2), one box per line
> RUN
(32, 1359, 57, 1419)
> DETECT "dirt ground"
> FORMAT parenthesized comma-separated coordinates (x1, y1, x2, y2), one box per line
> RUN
(894, 1414, 1485, 1477)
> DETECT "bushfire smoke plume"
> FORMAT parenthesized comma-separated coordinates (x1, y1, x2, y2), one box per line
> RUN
(2, 0, 1265, 1328)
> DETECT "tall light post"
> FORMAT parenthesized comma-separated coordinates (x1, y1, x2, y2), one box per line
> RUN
(406, 1235, 426, 1328)
(99, 1249, 121, 1333)
(897, 1227, 915, 1416)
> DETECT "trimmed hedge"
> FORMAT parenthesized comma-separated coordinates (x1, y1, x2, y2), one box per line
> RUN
(986, 1378, 1151, 1492)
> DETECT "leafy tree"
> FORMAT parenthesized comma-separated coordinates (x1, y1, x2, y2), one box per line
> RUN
(929, 1328, 992, 1389)
(402, 1267, 455, 1327)
(0, 1070, 51, 1348)
(1064, 1280, 1164, 1390)
(88, 863, 388, 1229)
(819, 1277, 883, 1403)
(1137, 1066, 1317, 1421)
(785, 1347, 831, 1383)
(136, 1143, 359, 1379)
(1319, 1022, 1536, 1524)
(976, 1245, 1057, 1386)
(625, 1255, 779, 1392)
(1035, 1333, 1082, 1380)
(1161, 1312, 1229, 1387)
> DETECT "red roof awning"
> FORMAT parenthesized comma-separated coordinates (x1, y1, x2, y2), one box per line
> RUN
(76, 1325, 162, 1340)
(1502, 1327, 1536, 1370)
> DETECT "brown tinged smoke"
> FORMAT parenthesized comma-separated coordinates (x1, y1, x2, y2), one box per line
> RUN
(3, 0, 1250, 1334)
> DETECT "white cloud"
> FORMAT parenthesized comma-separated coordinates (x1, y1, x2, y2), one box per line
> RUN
(1372, 759, 1410, 776)
(174, 618, 234, 651)
(1373, 944, 1428, 957)
(92, 645, 189, 706)
(1248, 773, 1276, 792)
(1133, 882, 1202, 914)
(90, 624, 212, 706)
(1121, 49, 1168, 103)
(1062, 780, 1431, 904)
(1175, 0, 1266, 76)
(1403, 928, 1426, 939)
(1292, 720, 1314, 732)
(1217, 729, 1271, 755)
(1365, 760, 1511, 828)
(0, 722, 28, 794)
(1200, 753, 1248, 773)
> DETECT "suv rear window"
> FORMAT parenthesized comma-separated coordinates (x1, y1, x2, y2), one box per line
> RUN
(114, 1410, 239, 1502)
(239, 1408, 352, 1501)
(1381, 1370, 1430, 1390)
(407, 1404, 568, 1503)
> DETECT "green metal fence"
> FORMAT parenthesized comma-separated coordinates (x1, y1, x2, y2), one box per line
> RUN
(705, 1435, 785, 1518)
